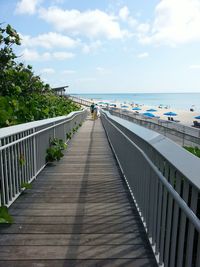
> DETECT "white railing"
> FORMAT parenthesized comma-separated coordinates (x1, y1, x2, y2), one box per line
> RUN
(101, 109, 200, 267)
(108, 108, 200, 147)
(0, 109, 87, 207)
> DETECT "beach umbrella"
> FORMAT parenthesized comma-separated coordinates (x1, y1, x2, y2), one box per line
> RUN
(163, 112, 177, 116)
(146, 108, 157, 112)
(143, 112, 156, 118)
(121, 105, 129, 108)
(194, 115, 200, 119)
(132, 107, 141, 111)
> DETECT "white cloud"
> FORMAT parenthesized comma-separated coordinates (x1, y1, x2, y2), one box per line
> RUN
(137, 52, 149, 58)
(20, 32, 79, 49)
(189, 65, 200, 69)
(53, 51, 75, 60)
(41, 68, 55, 74)
(21, 48, 75, 61)
(20, 48, 48, 61)
(39, 7, 125, 39)
(137, 23, 150, 34)
(140, 0, 200, 45)
(15, 0, 42, 14)
(82, 40, 102, 54)
(119, 6, 129, 21)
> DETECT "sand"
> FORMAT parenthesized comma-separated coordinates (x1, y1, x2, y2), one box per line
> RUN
(93, 99, 200, 127)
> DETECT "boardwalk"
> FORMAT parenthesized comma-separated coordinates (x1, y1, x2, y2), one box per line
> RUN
(0, 118, 157, 267)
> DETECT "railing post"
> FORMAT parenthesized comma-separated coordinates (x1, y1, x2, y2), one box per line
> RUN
(33, 128, 37, 179)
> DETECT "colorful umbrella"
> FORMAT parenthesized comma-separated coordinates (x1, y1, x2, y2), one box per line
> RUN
(146, 109, 157, 112)
(194, 115, 200, 119)
(132, 107, 141, 111)
(163, 112, 177, 116)
(143, 112, 156, 118)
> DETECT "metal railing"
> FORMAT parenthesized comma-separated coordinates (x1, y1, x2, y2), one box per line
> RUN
(108, 109, 200, 148)
(0, 109, 87, 207)
(101, 110, 200, 267)
(67, 95, 92, 107)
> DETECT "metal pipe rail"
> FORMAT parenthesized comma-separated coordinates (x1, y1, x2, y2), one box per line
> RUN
(108, 109, 200, 147)
(101, 110, 200, 267)
(0, 109, 87, 207)
(67, 95, 92, 107)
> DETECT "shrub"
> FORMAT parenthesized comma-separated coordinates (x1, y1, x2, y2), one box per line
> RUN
(183, 146, 200, 158)
(46, 138, 67, 162)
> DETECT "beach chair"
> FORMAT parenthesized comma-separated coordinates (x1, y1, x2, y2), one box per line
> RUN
(193, 121, 200, 128)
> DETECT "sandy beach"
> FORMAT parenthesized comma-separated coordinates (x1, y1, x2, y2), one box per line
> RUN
(93, 99, 200, 127)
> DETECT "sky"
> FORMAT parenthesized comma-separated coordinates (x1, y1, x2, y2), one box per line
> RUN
(1, 0, 200, 94)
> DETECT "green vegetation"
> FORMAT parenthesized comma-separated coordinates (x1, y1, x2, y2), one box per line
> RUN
(19, 154, 25, 166)
(0, 206, 13, 224)
(46, 138, 67, 162)
(184, 146, 200, 158)
(66, 132, 72, 140)
(0, 24, 80, 128)
(21, 182, 32, 190)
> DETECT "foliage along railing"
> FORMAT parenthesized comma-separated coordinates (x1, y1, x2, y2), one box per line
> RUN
(0, 109, 87, 207)
(101, 109, 200, 267)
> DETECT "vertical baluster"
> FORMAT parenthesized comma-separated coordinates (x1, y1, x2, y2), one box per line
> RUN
(159, 186, 168, 265)
(196, 233, 200, 267)
(3, 145, 9, 205)
(155, 181, 163, 254)
(152, 174, 159, 245)
(167, 174, 181, 267)
(176, 181, 189, 267)
(10, 136, 16, 197)
(164, 168, 175, 267)
(7, 137, 13, 201)
(0, 139, 6, 205)
(185, 187, 198, 267)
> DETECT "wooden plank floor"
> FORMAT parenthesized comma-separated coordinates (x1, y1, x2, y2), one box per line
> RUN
(0, 118, 157, 267)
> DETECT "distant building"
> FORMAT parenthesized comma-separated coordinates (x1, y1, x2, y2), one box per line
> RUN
(52, 86, 69, 96)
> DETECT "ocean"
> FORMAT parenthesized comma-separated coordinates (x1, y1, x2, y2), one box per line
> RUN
(72, 93, 200, 111)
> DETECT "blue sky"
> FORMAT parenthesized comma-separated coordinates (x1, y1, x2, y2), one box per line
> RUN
(1, 0, 200, 93)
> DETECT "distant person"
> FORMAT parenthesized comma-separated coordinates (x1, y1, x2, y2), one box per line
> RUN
(96, 105, 101, 118)
(93, 104, 98, 120)
(90, 103, 95, 119)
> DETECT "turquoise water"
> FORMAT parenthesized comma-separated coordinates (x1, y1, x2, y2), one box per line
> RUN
(72, 93, 200, 111)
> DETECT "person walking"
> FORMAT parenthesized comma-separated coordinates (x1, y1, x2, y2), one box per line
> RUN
(93, 104, 97, 120)
(90, 103, 95, 119)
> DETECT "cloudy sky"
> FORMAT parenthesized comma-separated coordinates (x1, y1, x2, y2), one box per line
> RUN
(1, 0, 200, 93)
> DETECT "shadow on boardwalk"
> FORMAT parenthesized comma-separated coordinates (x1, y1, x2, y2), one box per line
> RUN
(0, 118, 157, 267)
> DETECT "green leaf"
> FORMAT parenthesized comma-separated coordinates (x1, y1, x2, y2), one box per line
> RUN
(0, 206, 13, 224)
(21, 182, 32, 190)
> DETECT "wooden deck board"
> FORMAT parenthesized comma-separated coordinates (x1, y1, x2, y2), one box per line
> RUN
(0, 118, 157, 267)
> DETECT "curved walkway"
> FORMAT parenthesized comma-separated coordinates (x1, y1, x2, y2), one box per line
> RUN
(0, 118, 157, 267)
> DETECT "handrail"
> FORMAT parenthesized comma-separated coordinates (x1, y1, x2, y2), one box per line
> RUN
(0, 110, 86, 151)
(101, 110, 200, 267)
(109, 108, 200, 146)
(102, 110, 200, 190)
(0, 109, 87, 207)
(102, 112, 200, 232)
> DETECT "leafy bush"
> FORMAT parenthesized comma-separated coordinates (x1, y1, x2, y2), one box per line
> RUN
(184, 146, 200, 158)
(0, 24, 80, 128)
(21, 182, 32, 190)
(66, 132, 72, 140)
(0, 206, 13, 224)
(46, 138, 67, 162)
